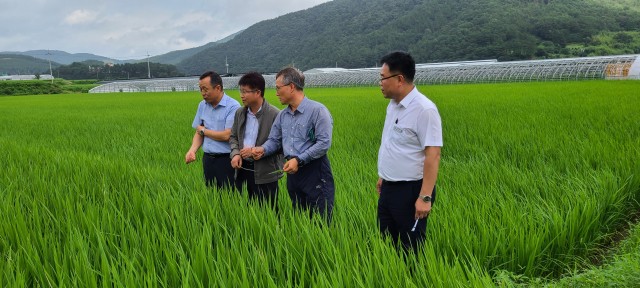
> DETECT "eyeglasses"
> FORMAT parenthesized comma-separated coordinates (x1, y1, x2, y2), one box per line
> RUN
(199, 84, 220, 93)
(239, 89, 258, 94)
(275, 83, 291, 90)
(379, 74, 400, 82)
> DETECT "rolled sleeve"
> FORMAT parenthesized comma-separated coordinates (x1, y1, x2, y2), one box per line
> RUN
(191, 102, 204, 129)
(299, 106, 333, 163)
(417, 108, 443, 147)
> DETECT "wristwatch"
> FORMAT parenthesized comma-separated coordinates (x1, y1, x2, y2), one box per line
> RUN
(292, 156, 304, 167)
(198, 128, 205, 136)
(419, 194, 432, 203)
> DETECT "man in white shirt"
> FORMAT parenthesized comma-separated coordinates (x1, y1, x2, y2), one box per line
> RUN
(376, 51, 443, 253)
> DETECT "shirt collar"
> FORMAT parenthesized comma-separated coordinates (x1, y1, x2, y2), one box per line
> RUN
(397, 87, 419, 108)
(209, 93, 230, 108)
(248, 105, 262, 116)
(287, 96, 309, 114)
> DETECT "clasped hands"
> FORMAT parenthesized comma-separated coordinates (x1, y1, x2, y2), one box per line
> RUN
(231, 147, 262, 169)
(231, 147, 299, 174)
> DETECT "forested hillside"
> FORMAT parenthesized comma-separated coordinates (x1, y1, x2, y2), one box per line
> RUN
(177, 0, 640, 74)
(148, 30, 243, 65)
(0, 54, 61, 75)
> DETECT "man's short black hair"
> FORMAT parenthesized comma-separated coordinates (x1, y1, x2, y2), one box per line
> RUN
(380, 51, 416, 83)
(238, 72, 266, 97)
(199, 70, 224, 90)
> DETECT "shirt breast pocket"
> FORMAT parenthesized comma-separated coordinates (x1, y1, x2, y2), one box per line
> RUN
(215, 115, 227, 129)
(295, 122, 309, 140)
(391, 125, 416, 145)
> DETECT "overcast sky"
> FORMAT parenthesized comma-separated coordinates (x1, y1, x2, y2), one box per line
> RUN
(0, 0, 331, 60)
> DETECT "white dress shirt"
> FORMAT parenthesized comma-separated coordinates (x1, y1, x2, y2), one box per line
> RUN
(243, 106, 261, 149)
(378, 87, 443, 181)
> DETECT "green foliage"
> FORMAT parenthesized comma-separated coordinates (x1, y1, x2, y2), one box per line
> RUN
(497, 222, 640, 287)
(177, 0, 640, 74)
(0, 80, 63, 96)
(563, 31, 640, 57)
(1, 81, 639, 286)
(0, 54, 61, 75)
(53, 61, 184, 80)
(0, 80, 100, 96)
(69, 79, 100, 85)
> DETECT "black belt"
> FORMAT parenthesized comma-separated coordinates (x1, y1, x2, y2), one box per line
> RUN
(204, 152, 228, 158)
(382, 179, 422, 185)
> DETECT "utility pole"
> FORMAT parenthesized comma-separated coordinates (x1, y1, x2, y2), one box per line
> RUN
(225, 56, 229, 74)
(146, 52, 151, 79)
(46, 50, 53, 83)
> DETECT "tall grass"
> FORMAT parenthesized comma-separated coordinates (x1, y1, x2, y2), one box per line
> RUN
(0, 81, 638, 286)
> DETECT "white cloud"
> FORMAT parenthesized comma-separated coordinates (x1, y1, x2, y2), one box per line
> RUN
(64, 9, 98, 25)
(0, 0, 333, 59)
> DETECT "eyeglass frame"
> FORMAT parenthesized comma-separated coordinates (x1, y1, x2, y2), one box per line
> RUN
(239, 89, 259, 94)
(199, 84, 221, 93)
(379, 74, 401, 82)
(275, 82, 294, 91)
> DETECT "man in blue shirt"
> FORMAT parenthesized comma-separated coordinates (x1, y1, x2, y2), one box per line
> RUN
(252, 67, 335, 223)
(185, 70, 240, 189)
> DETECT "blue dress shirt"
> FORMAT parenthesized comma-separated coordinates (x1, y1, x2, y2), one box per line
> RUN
(262, 97, 333, 164)
(191, 94, 241, 154)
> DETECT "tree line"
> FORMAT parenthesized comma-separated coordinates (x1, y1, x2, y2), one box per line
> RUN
(52, 61, 184, 80)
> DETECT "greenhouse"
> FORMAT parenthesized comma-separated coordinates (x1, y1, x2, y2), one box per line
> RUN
(89, 54, 640, 93)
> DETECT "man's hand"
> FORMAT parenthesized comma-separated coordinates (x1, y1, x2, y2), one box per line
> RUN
(231, 155, 242, 169)
(283, 158, 299, 174)
(414, 199, 432, 220)
(185, 150, 196, 164)
(197, 125, 206, 136)
(239, 147, 253, 159)
(376, 178, 382, 196)
(251, 147, 265, 160)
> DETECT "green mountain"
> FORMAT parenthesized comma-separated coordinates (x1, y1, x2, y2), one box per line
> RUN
(0, 50, 123, 65)
(0, 54, 61, 75)
(176, 0, 640, 75)
(147, 30, 244, 65)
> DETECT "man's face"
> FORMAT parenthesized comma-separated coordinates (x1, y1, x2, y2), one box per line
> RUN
(275, 76, 293, 105)
(379, 63, 401, 100)
(239, 85, 261, 106)
(198, 77, 221, 104)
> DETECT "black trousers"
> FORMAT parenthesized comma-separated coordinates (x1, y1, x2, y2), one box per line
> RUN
(378, 179, 436, 253)
(203, 153, 234, 189)
(286, 155, 335, 224)
(234, 160, 279, 209)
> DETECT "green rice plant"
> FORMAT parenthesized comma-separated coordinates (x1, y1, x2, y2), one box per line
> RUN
(0, 80, 638, 287)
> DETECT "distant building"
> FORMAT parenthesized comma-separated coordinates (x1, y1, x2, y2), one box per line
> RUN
(0, 74, 54, 80)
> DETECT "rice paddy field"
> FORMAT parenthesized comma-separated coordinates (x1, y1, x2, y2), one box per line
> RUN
(1, 80, 639, 287)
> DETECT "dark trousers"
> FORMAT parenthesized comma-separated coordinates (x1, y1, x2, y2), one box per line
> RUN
(234, 160, 279, 209)
(286, 155, 335, 224)
(203, 153, 234, 189)
(378, 179, 436, 254)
